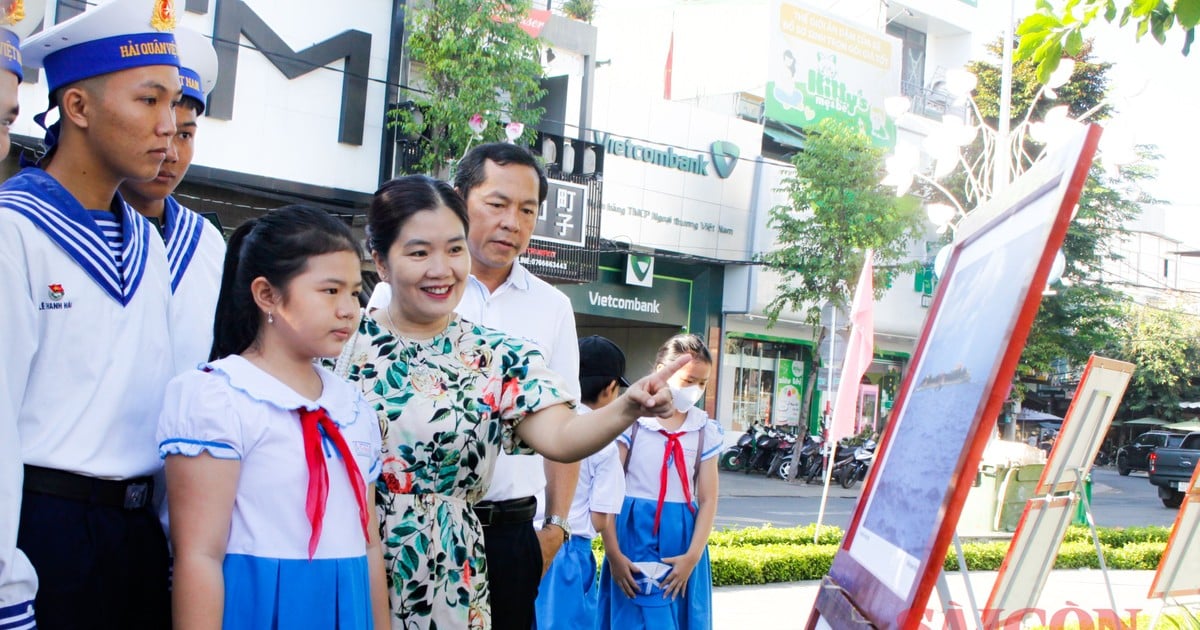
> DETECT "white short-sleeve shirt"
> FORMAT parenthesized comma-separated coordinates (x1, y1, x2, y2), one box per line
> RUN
(157, 356, 383, 560)
(618, 408, 723, 504)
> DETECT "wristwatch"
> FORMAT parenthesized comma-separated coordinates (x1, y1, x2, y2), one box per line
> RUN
(543, 515, 571, 542)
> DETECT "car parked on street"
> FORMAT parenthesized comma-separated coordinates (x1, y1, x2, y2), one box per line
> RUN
(1116, 431, 1184, 476)
(1148, 432, 1200, 508)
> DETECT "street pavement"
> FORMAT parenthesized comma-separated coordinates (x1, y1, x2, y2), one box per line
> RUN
(713, 569, 1166, 629)
(710, 467, 1184, 627)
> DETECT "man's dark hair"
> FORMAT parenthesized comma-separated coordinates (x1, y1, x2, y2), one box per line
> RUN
(454, 142, 549, 204)
(180, 95, 205, 115)
(580, 376, 617, 406)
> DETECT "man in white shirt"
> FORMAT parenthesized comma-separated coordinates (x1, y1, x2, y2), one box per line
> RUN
(454, 142, 581, 630)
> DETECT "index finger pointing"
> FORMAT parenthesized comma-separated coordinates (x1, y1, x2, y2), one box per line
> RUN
(654, 354, 692, 381)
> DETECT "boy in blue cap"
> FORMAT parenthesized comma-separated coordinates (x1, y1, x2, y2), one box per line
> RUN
(0, 1, 182, 627)
(120, 26, 225, 374)
(0, 0, 45, 159)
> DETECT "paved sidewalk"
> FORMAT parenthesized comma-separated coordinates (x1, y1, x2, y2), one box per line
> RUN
(713, 569, 1166, 628)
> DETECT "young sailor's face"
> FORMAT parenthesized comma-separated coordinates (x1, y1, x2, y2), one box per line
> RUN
(0, 71, 18, 161)
(89, 65, 181, 183)
(272, 251, 363, 360)
(121, 102, 197, 203)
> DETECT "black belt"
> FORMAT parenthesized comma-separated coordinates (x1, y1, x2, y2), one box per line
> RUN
(473, 496, 537, 527)
(23, 465, 153, 510)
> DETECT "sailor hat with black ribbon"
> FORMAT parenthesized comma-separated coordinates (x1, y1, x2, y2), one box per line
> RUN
(1, 0, 46, 82)
(172, 26, 216, 113)
(21, 0, 180, 94)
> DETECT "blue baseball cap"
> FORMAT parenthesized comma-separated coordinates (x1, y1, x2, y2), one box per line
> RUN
(21, 0, 180, 93)
(173, 26, 216, 113)
(1, 0, 47, 82)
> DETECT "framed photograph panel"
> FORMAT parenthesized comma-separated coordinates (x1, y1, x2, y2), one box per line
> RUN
(808, 125, 1102, 629)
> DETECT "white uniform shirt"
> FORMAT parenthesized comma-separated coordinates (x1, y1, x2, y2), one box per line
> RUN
(455, 263, 580, 504)
(618, 409, 723, 503)
(157, 356, 383, 559)
(163, 196, 225, 373)
(0, 168, 174, 622)
(535, 404, 625, 540)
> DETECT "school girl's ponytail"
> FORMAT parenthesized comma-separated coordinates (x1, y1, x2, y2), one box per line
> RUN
(209, 218, 260, 361)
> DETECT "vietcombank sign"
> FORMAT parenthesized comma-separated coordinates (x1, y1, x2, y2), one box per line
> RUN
(592, 132, 740, 179)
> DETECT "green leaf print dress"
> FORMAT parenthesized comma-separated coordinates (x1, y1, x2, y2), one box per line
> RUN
(338, 314, 573, 629)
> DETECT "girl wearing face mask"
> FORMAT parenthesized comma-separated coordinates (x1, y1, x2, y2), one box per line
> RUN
(598, 334, 722, 630)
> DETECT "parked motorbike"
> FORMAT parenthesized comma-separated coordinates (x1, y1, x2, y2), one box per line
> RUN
(774, 434, 820, 480)
(805, 440, 852, 484)
(746, 426, 787, 474)
(719, 423, 761, 472)
(766, 432, 798, 478)
(835, 439, 877, 489)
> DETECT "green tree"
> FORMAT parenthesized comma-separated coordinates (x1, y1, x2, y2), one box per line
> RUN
(949, 41, 1154, 380)
(562, 0, 596, 22)
(759, 118, 925, 325)
(1015, 0, 1197, 82)
(392, 0, 546, 175)
(1112, 303, 1200, 421)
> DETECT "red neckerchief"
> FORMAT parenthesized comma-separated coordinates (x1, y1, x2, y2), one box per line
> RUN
(298, 407, 370, 559)
(654, 430, 697, 535)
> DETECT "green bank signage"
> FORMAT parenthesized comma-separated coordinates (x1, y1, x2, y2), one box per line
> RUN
(558, 267, 692, 327)
(591, 132, 740, 179)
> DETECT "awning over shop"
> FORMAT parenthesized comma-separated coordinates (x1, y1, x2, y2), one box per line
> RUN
(1118, 417, 1168, 427)
(1015, 409, 1062, 422)
(763, 125, 806, 150)
(1165, 420, 1200, 432)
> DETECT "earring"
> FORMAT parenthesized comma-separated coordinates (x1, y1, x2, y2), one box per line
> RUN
(268, 311, 274, 325)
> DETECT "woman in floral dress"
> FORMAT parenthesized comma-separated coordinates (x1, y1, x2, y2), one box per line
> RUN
(334, 176, 689, 630)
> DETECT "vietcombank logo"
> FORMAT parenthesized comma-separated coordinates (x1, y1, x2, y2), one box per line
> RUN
(709, 141, 739, 179)
(592, 132, 739, 179)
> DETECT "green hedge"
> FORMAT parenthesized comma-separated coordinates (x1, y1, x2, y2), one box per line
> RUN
(591, 525, 1168, 587)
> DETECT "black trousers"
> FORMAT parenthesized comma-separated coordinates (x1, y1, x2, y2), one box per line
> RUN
(482, 519, 543, 630)
(18, 491, 171, 630)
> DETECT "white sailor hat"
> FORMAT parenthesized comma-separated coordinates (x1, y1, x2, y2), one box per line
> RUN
(1, 0, 46, 82)
(21, 0, 180, 94)
(173, 26, 216, 113)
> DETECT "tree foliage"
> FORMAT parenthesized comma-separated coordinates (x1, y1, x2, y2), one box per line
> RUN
(952, 41, 1154, 379)
(562, 0, 596, 22)
(1110, 303, 1200, 421)
(1015, 0, 1196, 83)
(759, 118, 925, 325)
(392, 0, 546, 175)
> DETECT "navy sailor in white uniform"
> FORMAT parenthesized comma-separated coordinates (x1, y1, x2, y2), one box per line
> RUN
(120, 25, 225, 374)
(0, 0, 182, 627)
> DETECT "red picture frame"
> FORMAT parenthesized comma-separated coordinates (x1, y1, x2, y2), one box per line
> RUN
(808, 124, 1102, 629)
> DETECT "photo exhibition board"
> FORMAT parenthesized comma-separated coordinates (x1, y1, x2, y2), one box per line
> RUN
(986, 356, 1133, 620)
(985, 497, 1076, 625)
(807, 124, 1102, 629)
(1036, 356, 1134, 495)
(1148, 459, 1200, 598)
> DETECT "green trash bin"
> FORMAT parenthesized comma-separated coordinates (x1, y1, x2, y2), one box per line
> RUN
(1072, 473, 1093, 527)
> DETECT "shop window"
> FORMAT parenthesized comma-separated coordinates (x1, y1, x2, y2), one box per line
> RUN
(726, 337, 810, 432)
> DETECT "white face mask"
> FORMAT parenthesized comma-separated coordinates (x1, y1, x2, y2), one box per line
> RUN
(670, 384, 703, 412)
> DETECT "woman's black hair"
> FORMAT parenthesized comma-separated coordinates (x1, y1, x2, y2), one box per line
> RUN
(209, 205, 360, 361)
(367, 175, 469, 257)
(655, 333, 713, 367)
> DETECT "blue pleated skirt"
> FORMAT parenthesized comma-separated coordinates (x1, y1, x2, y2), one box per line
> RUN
(597, 497, 712, 630)
(534, 536, 600, 629)
(222, 553, 373, 629)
